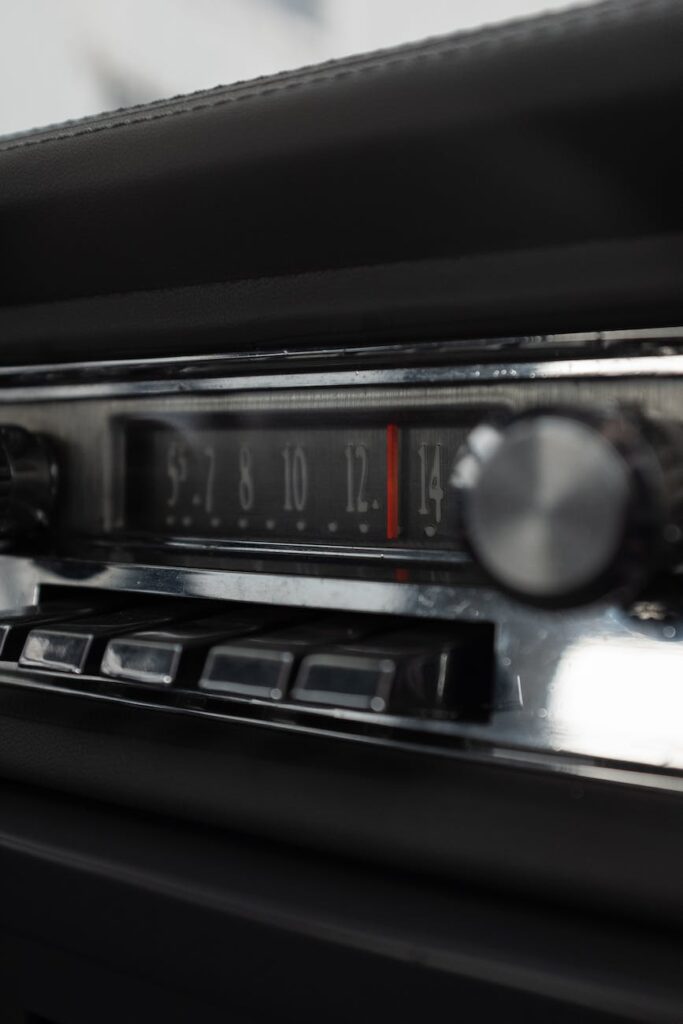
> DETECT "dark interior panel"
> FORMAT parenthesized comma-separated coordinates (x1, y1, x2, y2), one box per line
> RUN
(1, 1, 682, 363)
(1, 1, 683, 1020)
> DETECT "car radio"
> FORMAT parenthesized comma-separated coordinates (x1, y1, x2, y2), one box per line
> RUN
(0, 327, 682, 779)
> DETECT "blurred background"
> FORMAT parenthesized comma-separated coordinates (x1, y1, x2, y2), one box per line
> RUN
(0, 0, 589, 136)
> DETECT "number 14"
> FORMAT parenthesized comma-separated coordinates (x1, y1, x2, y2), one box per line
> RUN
(418, 443, 444, 524)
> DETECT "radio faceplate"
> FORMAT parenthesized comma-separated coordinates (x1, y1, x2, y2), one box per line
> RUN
(0, 332, 682, 781)
(3, 366, 683, 568)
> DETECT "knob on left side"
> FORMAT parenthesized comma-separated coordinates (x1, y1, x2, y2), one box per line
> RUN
(0, 424, 57, 538)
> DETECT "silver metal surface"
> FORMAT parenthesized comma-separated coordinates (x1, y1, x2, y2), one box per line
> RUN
(1, 553, 682, 776)
(7, 370, 683, 547)
(457, 415, 632, 599)
(0, 324, 681, 390)
(2, 351, 683, 403)
(1, 337, 683, 781)
(0, 423, 56, 533)
(115, 536, 470, 567)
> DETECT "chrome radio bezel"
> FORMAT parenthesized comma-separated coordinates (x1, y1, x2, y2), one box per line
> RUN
(0, 326, 682, 783)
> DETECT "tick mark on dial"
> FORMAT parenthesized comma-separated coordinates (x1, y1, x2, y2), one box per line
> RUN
(328, 521, 338, 533)
(296, 520, 306, 531)
(359, 522, 369, 534)
(238, 517, 248, 529)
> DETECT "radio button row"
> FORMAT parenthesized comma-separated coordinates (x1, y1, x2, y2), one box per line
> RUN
(19, 602, 211, 675)
(100, 607, 294, 686)
(292, 651, 395, 712)
(0, 601, 112, 662)
(292, 626, 494, 716)
(9, 598, 493, 721)
(198, 617, 375, 700)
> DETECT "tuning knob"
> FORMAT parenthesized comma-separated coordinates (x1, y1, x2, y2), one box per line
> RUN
(0, 425, 57, 539)
(451, 410, 681, 605)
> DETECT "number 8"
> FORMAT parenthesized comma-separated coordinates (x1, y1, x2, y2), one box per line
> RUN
(239, 445, 254, 510)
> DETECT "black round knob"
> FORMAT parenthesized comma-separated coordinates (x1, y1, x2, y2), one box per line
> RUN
(451, 411, 673, 604)
(0, 424, 56, 539)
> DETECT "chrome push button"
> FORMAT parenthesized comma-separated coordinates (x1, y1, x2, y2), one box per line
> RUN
(199, 618, 372, 701)
(0, 602, 103, 661)
(292, 625, 494, 716)
(101, 608, 289, 686)
(19, 603, 203, 675)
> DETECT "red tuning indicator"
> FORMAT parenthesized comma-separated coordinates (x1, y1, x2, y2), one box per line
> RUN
(386, 423, 399, 540)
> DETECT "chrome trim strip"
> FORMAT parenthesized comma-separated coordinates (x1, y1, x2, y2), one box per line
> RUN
(2, 667, 681, 795)
(0, 325, 681, 400)
(0, 555, 495, 620)
(1, 325, 682, 378)
(4, 353, 683, 403)
(0, 325, 679, 377)
(97, 536, 470, 567)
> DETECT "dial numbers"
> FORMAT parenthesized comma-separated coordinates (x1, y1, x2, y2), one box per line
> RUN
(130, 426, 386, 542)
(282, 444, 308, 512)
(401, 427, 465, 543)
(127, 421, 464, 547)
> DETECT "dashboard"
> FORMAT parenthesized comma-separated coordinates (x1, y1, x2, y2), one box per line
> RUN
(1, 2, 683, 1022)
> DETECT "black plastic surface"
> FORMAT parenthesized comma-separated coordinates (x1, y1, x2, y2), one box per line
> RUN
(0, 681, 681, 932)
(0, 778, 681, 1023)
(1, 1, 683, 362)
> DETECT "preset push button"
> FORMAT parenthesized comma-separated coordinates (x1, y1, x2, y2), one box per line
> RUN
(0, 601, 107, 661)
(292, 624, 494, 716)
(19, 602, 206, 675)
(199, 617, 374, 700)
(101, 607, 291, 686)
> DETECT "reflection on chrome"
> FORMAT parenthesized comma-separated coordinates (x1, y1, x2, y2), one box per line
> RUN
(550, 639, 683, 768)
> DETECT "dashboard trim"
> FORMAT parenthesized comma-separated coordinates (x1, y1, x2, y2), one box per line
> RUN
(2, 665, 681, 797)
(1, 553, 683, 778)
(0, 328, 682, 402)
(91, 536, 472, 567)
